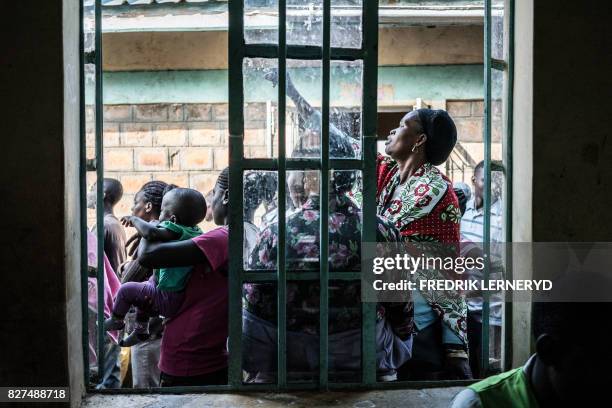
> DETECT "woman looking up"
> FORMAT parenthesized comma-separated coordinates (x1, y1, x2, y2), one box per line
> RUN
(267, 70, 471, 380)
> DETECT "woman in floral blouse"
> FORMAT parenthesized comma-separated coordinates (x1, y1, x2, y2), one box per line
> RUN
(375, 109, 470, 380)
(265, 70, 471, 379)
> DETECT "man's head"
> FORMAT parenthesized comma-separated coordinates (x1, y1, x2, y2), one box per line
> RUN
(159, 188, 207, 227)
(87, 178, 124, 209)
(471, 161, 503, 205)
(532, 272, 612, 404)
(471, 161, 485, 203)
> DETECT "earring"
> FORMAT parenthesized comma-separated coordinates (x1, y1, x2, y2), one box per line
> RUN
(411, 144, 418, 153)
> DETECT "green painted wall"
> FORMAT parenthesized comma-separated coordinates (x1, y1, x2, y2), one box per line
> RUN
(99, 64, 483, 104)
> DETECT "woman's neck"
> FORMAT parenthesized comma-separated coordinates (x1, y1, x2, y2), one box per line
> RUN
(395, 155, 427, 184)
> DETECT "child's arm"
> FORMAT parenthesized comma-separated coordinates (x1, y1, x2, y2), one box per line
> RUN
(121, 216, 180, 242)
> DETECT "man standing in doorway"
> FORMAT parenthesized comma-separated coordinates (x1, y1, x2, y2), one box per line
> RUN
(460, 161, 504, 378)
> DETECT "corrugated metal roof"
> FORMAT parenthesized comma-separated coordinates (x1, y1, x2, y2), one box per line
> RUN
(82, 0, 224, 7)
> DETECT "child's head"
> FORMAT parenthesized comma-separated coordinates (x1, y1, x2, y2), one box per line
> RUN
(87, 178, 123, 209)
(158, 187, 207, 227)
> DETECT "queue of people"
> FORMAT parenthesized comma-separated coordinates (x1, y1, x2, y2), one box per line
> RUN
(85, 72, 595, 407)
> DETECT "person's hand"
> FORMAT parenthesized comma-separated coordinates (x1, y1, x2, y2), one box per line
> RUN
(264, 68, 295, 90)
(443, 352, 473, 380)
(264, 69, 279, 87)
(120, 215, 134, 227)
(125, 232, 141, 258)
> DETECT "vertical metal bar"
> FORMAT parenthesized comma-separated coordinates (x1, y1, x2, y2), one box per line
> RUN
(319, 0, 331, 390)
(94, 0, 106, 382)
(482, 0, 492, 377)
(361, 0, 378, 386)
(277, 0, 288, 389)
(78, 0, 90, 387)
(227, 0, 245, 388)
(502, 0, 515, 372)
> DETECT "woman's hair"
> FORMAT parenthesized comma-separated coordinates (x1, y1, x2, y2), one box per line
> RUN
(415, 108, 457, 166)
(217, 167, 230, 191)
(138, 180, 169, 214)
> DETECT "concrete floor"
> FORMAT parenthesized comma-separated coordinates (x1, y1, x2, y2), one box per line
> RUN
(82, 387, 463, 408)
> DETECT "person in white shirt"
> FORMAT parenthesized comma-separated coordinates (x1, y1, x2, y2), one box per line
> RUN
(459, 161, 504, 377)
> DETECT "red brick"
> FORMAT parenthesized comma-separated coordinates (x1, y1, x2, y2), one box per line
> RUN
(120, 173, 152, 194)
(244, 128, 266, 146)
(212, 104, 228, 121)
(245, 103, 267, 121)
(105, 148, 134, 171)
(104, 123, 120, 146)
(471, 100, 485, 117)
(103, 105, 132, 122)
(85, 124, 120, 147)
(155, 124, 188, 146)
(153, 172, 189, 188)
(214, 148, 228, 170)
(446, 101, 472, 118)
(134, 104, 168, 122)
(180, 148, 213, 170)
(168, 104, 184, 121)
(189, 124, 221, 146)
(135, 148, 168, 171)
(169, 148, 181, 171)
(121, 123, 153, 146)
(244, 120, 267, 130)
(184, 104, 212, 121)
(455, 118, 484, 143)
(190, 173, 218, 195)
(245, 146, 270, 158)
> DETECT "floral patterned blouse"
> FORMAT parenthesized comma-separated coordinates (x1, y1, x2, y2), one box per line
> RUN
(245, 193, 413, 337)
(376, 153, 467, 344)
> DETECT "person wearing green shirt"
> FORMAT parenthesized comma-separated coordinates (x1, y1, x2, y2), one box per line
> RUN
(104, 187, 207, 347)
(450, 272, 612, 407)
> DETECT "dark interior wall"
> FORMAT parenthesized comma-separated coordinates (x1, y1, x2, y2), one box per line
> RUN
(532, 1, 612, 241)
(0, 0, 71, 393)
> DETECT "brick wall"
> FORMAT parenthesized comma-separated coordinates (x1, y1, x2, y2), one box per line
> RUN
(86, 100, 488, 230)
(85, 102, 261, 231)
(446, 99, 501, 173)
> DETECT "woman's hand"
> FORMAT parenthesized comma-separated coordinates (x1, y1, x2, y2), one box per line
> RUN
(120, 215, 134, 228)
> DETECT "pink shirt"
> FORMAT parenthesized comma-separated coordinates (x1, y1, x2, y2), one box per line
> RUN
(159, 227, 229, 377)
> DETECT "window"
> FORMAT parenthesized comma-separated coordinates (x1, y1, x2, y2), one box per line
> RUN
(80, 0, 514, 392)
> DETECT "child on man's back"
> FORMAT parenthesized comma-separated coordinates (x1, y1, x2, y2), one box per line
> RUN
(104, 187, 207, 346)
